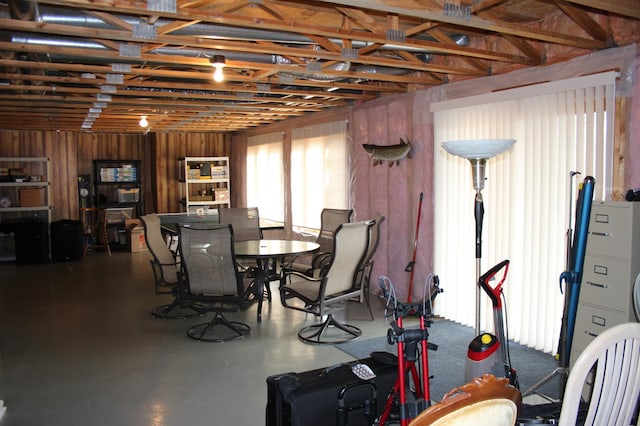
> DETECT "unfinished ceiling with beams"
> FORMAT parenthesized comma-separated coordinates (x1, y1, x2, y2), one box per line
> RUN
(0, 0, 639, 134)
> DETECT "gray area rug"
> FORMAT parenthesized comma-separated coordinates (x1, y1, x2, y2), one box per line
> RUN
(336, 318, 561, 402)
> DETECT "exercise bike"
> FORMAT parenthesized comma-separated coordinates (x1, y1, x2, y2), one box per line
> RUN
(376, 274, 442, 426)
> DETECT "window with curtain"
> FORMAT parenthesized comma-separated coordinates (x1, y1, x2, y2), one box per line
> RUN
(246, 132, 284, 222)
(291, 121, 348, 232)
(431, 72, 616, 353)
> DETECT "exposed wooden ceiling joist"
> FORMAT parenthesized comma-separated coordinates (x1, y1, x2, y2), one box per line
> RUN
(0, 0, 638, 133)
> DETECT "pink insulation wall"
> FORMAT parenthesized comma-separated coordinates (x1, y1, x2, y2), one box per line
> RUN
(350, 91, 437, 303)
(349, 44, 640, 303)
(232, 45, 640, 305)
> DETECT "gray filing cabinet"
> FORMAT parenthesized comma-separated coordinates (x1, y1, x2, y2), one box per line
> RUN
(570, 201, 640, 368)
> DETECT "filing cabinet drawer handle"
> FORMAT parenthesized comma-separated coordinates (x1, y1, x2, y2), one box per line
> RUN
(587, 281, 608, 288)
(591, 231, 610, 237)
(586, 331, 599, 338)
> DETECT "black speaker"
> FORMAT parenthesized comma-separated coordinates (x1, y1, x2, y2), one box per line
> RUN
(13, 218, 49, 264)
(51, 219, 83, 262)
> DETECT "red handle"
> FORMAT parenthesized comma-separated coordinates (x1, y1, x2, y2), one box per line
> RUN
(479, 259, 510, 308)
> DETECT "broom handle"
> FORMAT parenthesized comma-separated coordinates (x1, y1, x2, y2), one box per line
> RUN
(406, 192, 424, 303)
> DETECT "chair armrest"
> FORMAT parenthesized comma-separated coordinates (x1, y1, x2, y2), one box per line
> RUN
(311, 252, 332, 270)
(152, 258, 181, 269)
(280, 269, 323, 285)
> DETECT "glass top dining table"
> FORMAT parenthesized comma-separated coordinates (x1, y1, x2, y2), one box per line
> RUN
(235, 239, 319, 322)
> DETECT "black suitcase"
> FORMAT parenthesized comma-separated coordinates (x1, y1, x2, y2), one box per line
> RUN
(51, 219, 83, 262)
(266, 355, 398, 426)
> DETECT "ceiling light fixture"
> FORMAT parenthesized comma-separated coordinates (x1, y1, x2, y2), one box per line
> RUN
(139, 115, 149, 128)
(210, 55, 226, 83)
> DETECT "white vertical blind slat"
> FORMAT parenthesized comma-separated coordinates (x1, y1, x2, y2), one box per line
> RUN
(247, 133, 284, 222)
(433, 73, 615, 352)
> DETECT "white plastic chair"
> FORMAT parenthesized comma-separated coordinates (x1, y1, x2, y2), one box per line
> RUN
(634, 272, 640, 321)
(558, 322, 640, 426)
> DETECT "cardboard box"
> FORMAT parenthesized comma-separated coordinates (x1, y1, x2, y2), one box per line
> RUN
(19, 188, 46, 207)
(216, 189, 230, 202)
(126, 221, 148, 253)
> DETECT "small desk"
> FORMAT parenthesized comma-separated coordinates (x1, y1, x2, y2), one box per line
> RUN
(235, 239, 319, 322)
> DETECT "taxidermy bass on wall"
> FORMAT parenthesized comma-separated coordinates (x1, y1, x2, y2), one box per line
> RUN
(362, 138, 412, 167)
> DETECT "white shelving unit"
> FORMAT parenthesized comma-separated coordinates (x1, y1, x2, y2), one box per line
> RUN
(0, 157, 52, 261)
(570, 201, 640, 367)
(179, 157, 230, 213)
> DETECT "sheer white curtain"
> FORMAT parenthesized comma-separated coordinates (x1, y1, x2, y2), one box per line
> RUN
(247, 132, 284, 222)
(291, 121, 348, 231)
(431, 72, 616, 352)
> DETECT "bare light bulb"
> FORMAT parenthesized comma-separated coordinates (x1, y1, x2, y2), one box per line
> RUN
(210, 55, 226, 83)
(139, 116, 148, 128)
(213, 66, 224, 82)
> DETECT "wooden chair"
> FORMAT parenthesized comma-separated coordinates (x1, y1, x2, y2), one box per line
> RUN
(409, 374, 521, 426)
(79, 207, 111, 256)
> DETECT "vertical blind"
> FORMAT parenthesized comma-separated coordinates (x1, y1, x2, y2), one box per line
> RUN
(431, 72, 616, 352)
(291, 121, 348, 230)
(247, 132, 284, 222)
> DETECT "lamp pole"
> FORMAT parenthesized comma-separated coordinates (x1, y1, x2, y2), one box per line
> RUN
(442, 139, 515, 337)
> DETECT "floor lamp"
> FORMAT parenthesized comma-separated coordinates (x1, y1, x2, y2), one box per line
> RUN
(442, 139, 516, 336)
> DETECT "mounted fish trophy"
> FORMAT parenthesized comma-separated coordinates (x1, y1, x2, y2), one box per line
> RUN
(362, 138, 412, 167)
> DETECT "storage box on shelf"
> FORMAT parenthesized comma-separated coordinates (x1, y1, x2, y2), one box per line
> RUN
(570, 201, 640, 367)
(20, 188, 47, 207)
(178, 157, 230, 213)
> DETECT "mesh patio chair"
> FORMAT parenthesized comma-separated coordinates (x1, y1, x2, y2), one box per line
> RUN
(220, 207, 275, 302)
(178, 224, 252, 342)
(354, 213, 385, 320)
(142, 214, 207, 319)
(288, 208, 353, 276)
(279, 220, 372, 344)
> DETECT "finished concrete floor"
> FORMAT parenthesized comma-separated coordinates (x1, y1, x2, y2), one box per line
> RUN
(0, 250, 392, 425)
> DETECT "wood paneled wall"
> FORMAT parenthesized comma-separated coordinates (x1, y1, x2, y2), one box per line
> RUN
(0, 130, 230, 221)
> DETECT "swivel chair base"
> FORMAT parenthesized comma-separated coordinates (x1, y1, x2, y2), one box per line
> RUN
(151, 301, 207, 319)
(187, 313, 251, 342)
(298, 313, 362, 344)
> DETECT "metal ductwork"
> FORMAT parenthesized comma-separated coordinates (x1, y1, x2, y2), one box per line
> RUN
(1, 0, 471, 86)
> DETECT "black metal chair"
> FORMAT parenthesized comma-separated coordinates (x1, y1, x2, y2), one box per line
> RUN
(178, 224, 252, 342)
(279, 220, 372, 344)
(220, 207, 275, 302)
(142, 213, 207, 319)
(288, 207, 353, 275)
(219, 207, 262, 242)
(354, 213, 385, 320)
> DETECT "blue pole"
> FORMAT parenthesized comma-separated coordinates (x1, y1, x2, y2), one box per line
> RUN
(563, 176, 595, 359)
